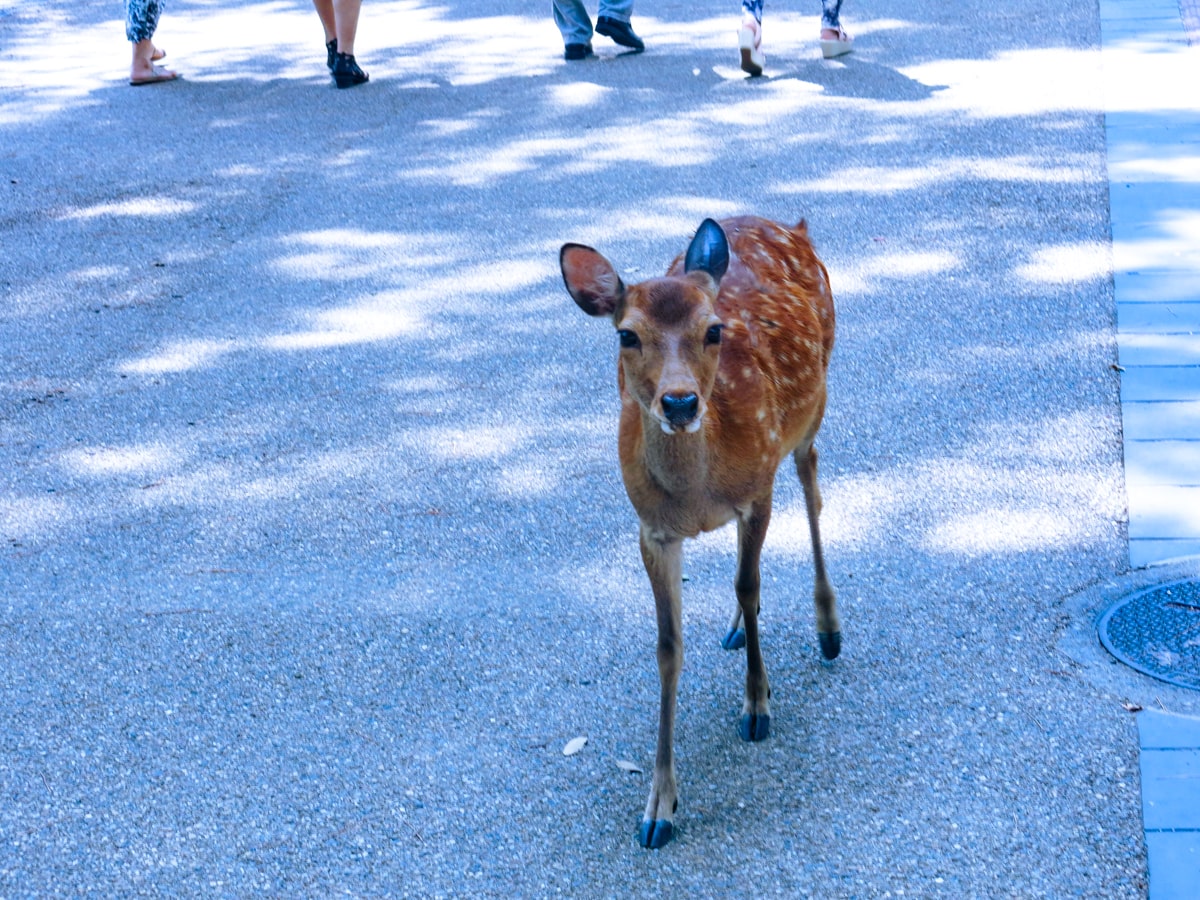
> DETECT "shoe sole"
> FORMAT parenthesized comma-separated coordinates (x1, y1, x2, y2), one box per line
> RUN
(738, 27, 763, 76)
(820, 38, 852, 59)
(595, 21, 644, 51)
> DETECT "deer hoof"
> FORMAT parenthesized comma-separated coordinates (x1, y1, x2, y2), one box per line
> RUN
(818, 630, 841, 660)
(720, 626, 746, 650)
(738, 712, 770, 742)
(638, 818, 674, 849)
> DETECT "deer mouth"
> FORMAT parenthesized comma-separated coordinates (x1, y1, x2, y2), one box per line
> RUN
(659, 416, 704, 435)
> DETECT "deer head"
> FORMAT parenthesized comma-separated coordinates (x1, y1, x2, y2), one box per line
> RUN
(560, 219, 732, 435)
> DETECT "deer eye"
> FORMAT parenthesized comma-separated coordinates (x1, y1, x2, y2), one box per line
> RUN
(617, 329, 640, 349)
(704, 324, 724, 346)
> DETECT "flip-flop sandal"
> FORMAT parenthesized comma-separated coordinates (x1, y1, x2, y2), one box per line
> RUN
(130, 66, 179, 86)
(820, 27, 853, 58)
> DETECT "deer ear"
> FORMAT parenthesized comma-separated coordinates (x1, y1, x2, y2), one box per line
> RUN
(560, 243, 626, 318)
(684, 219, 729, 285)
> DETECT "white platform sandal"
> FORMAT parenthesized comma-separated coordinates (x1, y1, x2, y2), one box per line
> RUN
(738, 18, 765, 76)
(819, 26, 853, 59)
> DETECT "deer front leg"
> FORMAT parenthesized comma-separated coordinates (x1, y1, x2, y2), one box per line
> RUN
(735, 500, 772, 742)
(637, 527, 684, 849)
(795, 443, 840, 659)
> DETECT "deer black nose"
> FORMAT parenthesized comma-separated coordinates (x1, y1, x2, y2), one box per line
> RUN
(661, 393, 699, 426)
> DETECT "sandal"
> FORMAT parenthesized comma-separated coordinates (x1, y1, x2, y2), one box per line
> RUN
(820, 26, 853, 59)
(130, 65, 179, 86)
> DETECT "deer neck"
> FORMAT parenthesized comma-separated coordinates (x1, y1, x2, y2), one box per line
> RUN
(639, 407, 714, 498)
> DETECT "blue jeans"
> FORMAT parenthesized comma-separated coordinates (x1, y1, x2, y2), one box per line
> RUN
(742, 0, 842, 28)
(125, 0, 165, 43)
(553, 0, 635, 46)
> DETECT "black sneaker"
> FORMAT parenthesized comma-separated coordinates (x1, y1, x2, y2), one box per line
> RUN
(331, 52, 369, 88)
(595, 16, 644, 51)
(564, 42, 595, 60)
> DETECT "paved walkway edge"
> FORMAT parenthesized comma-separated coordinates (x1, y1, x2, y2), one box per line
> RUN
(1101, 0, 1200, 569)
(1138, 710, 1200, 898)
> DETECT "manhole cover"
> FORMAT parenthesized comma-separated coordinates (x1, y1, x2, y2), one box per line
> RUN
(1098, 580, 1200, 691)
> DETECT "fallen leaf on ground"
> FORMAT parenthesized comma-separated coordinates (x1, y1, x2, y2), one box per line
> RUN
(615, 760, 643, 774)
(563, 736, 588, 756)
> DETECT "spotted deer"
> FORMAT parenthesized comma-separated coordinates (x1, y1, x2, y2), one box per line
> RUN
(559, 216, 840, 849)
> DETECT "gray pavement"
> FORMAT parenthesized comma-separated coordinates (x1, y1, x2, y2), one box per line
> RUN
(1, 0, 1198, 895)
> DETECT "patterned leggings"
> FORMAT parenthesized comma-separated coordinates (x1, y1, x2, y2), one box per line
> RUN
(742, 0, 843, 28)
(125, 0, 166, 43)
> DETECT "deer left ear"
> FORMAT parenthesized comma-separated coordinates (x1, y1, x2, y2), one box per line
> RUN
(560, 243, 626, 318)
(684, 219, 729, 285)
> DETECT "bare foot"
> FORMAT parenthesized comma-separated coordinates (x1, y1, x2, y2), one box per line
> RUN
(130, 63, 179, 85)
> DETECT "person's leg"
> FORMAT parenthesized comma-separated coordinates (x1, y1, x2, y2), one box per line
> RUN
(553, 0, 594, 49)
(328, 0, 368, 86)
(312, 0, 336, 42)
(821, 0, 843, 34)
(332, 0, 362, 55)
(819, 0, 852, 56)
(738, 0, 764, 75)
(127, 0, 175, 83)
(595, 0, 642, 50)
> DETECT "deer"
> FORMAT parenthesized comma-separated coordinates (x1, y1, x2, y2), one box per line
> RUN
(559, 216, 840, 849)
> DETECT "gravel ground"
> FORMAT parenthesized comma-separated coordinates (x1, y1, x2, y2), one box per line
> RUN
(2, 0, 1195, 895)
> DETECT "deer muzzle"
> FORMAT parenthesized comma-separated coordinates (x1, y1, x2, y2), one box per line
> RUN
(659, 392, 701, 434)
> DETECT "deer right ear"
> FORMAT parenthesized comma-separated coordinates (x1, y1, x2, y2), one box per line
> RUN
(560, 243, 626, 318)
(684, 218, 730, 285)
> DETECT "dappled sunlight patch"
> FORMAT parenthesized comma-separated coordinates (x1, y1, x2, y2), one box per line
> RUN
(901, 47, 1102, 118)
(410, 117, 714, 185)
(1015, 241, 1111, 285)
(860, 250, 960, 278)
(493, 461, 560, 500)
(265, 303, 423, 350)
(924, 508, 1086, 554)
(117, 337, 240, 376)
(61, 443, 188, 477)
(705, 78, 823, 125)
(0, 494, 71, 540)
(273, 229, 453, 280)
(830, 248, 960, 295)
(780, 155, 1091, 194)
(549, 81, 611, 110)
(770, 442, 1121, 559)
(1109, 154, 1200, 183)
(771, 471, 903, 557)
(1100, 39, 1200, 113)
(1112, 211, 1200, 271)
(423, 425, 530, 461)
(70, 265, 127, 281)
(61, 197, 198, 221)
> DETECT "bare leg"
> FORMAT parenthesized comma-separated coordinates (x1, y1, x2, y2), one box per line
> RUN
(638, 528, 683, 849)
(312, 0, 336, 42)
(333, 0, 362, 55)
(794, 443, 840, 658)
(734, 500, 772, 741)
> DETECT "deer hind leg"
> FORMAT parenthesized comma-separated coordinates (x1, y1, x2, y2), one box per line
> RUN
(794, 442, 840, 659)
(637, 527, 684, 849)
(734, 500, 772, 742)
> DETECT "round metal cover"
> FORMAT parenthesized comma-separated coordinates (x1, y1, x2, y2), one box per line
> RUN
(1097, 580, 1200, 691)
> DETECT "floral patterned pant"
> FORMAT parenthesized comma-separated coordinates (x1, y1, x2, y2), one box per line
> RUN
(741, 0, 843, 28)
(125, 0, 166, 43)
